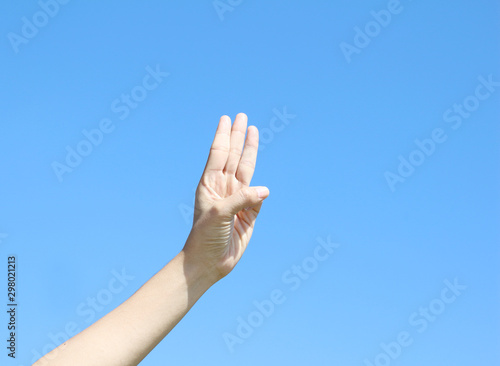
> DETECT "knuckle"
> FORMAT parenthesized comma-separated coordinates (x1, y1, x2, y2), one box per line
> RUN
(210, 146, 229, 153)
(239, 159, 255, 169)
(229, 146, 242, 155)
(239, 189, 250, 201)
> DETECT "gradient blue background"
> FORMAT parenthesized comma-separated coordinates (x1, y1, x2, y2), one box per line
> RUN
(1, 1, 499, 365)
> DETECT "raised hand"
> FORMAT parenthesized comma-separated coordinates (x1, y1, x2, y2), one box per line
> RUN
(183, 113, 269, 281)
(33, 113, 270, 366)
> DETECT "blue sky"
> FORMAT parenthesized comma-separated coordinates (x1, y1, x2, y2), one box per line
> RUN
(0, 1, 499, 365)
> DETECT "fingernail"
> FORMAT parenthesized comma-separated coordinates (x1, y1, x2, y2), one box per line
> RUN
(256, 187, 269, 199)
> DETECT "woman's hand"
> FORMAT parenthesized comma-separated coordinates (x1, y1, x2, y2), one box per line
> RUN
(34, 113, 269, 366)
(182, 113, 269, 282)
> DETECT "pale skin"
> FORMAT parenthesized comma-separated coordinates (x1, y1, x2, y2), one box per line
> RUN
(34, 113, 269, 365)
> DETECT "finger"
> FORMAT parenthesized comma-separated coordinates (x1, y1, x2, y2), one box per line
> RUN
(224, 113, 247, 175)
(244, 201, 263, 215)
(236, 125, 259, 186)
(222, 186, 269, 216)
(239, 201, 263, 236)
(203, 115, 231, 174)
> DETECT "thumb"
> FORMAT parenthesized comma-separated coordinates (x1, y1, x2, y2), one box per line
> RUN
(224, 186, 270, 215)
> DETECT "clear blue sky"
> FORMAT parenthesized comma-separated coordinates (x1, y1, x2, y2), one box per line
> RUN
(1, 1, 499, 365)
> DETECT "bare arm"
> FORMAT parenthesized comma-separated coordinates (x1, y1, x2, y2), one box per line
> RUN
(34, 113, 269, 365)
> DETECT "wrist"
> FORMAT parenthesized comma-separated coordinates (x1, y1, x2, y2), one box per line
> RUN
(178, 246, 220, 290)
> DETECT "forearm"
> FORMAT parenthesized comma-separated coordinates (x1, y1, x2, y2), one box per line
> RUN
(34, 114, 267, 365)
(34, 247, 217, 366)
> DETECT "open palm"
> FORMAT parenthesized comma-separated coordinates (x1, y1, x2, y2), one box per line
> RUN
(184, 113, 269, 279)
